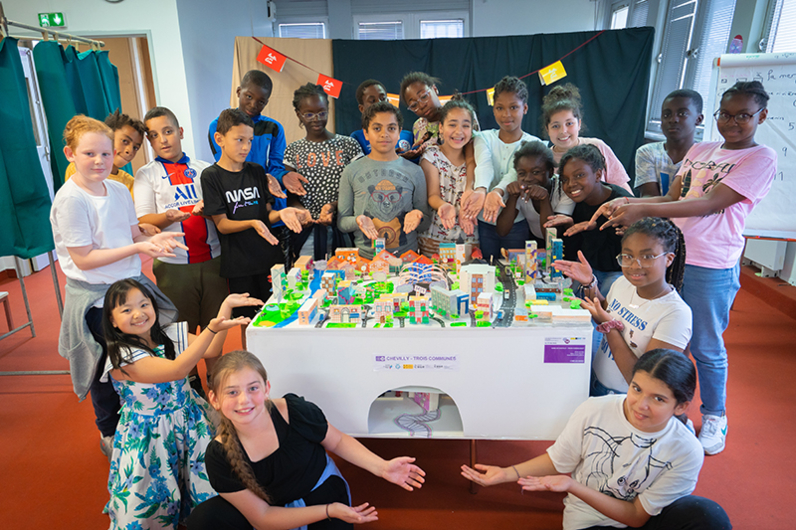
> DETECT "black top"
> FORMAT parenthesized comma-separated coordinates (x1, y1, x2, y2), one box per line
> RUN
(563, 183, 633, 273)
(201, 162, 280, 277)
(206, 394, 337, 506)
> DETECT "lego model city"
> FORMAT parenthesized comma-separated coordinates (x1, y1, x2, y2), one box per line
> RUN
(252, 228, 591, 329)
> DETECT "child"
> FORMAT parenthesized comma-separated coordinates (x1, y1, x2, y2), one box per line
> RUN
(101, 280, 261, 529)
(541, 84, 633, 193)
(496, 140, 573, 242)
(554, 218, 692, 398)
(284, 83, 363, 260)
(417, 100, 479, 257)
(558, 144, 632, 296)
(201, 109, 308, 342)
(338, 101, 429, 260)
(50, 115, 185, 456)
(400, 72, 445, 156)
(65, 109, 146, 196)
(636, 90, 704, 197)
(594, 81, 777, 455)
(186, 350, 426, 529)
(351, 79, 414, 156)
(135, 106, 227, 396)
(461, 349, 731, 530)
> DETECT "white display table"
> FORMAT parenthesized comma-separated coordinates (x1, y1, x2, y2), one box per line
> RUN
(247, 322, 593, 441)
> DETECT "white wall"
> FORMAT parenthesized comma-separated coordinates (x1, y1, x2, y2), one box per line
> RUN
(3, 0, 198, 156)
(471, 0, 597, 37)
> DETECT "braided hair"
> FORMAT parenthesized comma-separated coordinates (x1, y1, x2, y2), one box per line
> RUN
(721, 80, 769, 109)
(292, 83, 327, 112)
(209, 350, 274, 503)
(622, 217, 686, 292)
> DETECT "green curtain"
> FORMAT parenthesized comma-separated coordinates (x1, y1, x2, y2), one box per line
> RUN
(33, 42, 124, 190)
(0, 38, 55, 259)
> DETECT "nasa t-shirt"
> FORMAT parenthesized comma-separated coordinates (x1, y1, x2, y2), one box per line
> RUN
(201, 162, 280, 278)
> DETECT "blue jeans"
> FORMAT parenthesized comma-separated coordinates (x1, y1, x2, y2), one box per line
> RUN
(589, 370, 625, 397)
(478, 221, 530, 263)
(584, 495, 732, 529)
(681, 263, 740, 416)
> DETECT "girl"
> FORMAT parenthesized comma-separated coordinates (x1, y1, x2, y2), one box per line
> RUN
(186, 351, 426, 529)
(496, 140, 573, 242)
(554, 218, 692, 399)
(417, 100, 480, 257)
(541, 84, 633, 193)
(284, 84, 363, 260)
(557, 144, 632, 296)
(593, 81, 777, 455)
(50, 115, 186, 457)
(400, 72, 445, 156)
(463, 76, 542, 261)
(101, 279, 262, 529)
(461, 349, 731, 530)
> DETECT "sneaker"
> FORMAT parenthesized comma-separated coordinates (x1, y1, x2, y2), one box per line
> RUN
(100, 434, 114, 461)
(698, 414, 728, 455)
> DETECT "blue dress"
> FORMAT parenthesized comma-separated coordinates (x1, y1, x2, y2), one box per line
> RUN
(102, 322, 217, 529)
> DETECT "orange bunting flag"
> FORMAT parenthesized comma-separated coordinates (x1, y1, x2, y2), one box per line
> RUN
(317, 74, 342, 99)
(256, 45, 287, 72)
(387, 93, 401, 107)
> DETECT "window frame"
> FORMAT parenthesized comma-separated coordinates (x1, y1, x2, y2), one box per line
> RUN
(353, 11, 469, 40)
(277, 19, 329, 39)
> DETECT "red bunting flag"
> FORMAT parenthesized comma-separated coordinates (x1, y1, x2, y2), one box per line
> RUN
(256, 45, 287, 72)
(317, 73, 342, 99)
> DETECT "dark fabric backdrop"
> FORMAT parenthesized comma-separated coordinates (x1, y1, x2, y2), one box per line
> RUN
(331, 27, 654, 184)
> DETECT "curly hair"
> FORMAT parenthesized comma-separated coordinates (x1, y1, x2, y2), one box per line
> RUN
(292, 83, 328, 112)
(399, 71, 441, 105)
(540, 83, 583, 136)
(104, 109, 146, 139)
(622, 217, 687, 292)
(721, 80, 770, 109)
(361, 101, 403, 130)
(493, 76, 529, 104)
(513, 140, 556, 174)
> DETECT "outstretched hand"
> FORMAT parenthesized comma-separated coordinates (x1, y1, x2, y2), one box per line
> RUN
(519, 475, 574, 493)
(544, 214, 574, 229)
(356, 215, 379, 240)
(598, 203, 644, 231)
(460, 211, 476, 236)
(279, 207, 308, 234)
(403, 210, 423, 234)
(222, 292, 264, 310)
(329, 502, 379, 524)
(266, 173, 287, 199)
(283, 171, 309, 196)
(579, 296, 610, 323)
(552, 250, 594, 285)
(207, 315, 252, 334)
(165, 209, 191, 224)
(437, 202, 457, 230)
(588, 197, 629, 227)
(563, 220, 596, 237)
(382, 456, 426, 491)
(145, 231, 189, 257)
(251, 220, 279, 245)
(462, 189, 486, 219)
(460, 463, 513, 487)
(482, 190, 506, 223)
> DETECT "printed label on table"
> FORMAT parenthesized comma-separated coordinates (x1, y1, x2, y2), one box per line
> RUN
(373, 354, 460, 372)
(544, 337, 586, 364)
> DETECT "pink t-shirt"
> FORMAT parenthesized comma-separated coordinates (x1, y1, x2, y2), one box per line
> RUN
(673, 141, 777, 269)
(553, 137, 633, 193)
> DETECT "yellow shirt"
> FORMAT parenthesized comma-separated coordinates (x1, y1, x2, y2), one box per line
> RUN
(64, 162, 135, 199)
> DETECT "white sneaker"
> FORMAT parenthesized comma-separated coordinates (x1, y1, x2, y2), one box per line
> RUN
(698, 414, 727, 455)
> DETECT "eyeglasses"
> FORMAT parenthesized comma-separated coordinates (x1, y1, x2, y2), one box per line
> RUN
(713, 108, 763, 124)
(407, 90, 431, 111)
(616, 253, 667, 268)
(301, 111, 328, 122)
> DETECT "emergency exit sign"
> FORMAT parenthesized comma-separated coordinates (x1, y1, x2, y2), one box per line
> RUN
(38, 13, 66, 28)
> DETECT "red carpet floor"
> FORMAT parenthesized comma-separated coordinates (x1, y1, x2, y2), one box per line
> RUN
(1, 258, 794, 529)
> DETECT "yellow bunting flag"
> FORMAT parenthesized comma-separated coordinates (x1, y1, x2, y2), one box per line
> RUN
(538, 61, 567, 86)
(486, 87, 496, 106)
(438, 95, 453, 105)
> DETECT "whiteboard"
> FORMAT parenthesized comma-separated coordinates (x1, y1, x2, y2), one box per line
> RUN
(708, 53, 796, 239)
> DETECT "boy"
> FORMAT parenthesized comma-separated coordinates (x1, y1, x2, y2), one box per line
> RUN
(202, 109, 308, 346)
(351, 79, 413, 156)
(65, 109, 146, 196)
(134, 107, 227, 394)
(338, 101, 429, 259)
(635, 90, 703, 197)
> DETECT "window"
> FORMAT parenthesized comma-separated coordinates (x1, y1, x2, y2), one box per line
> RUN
(278, 23, 326, 39)
(358, 21, 403, 40)
(766, 0, 796, 52)
(611, 4, 630, 29)
(420, 19, 464, 39)
(604, 0, 649, 30)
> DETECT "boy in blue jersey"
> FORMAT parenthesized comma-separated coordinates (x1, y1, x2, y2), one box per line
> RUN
(352, 79, 414, 156)
(208, 70, 296, 266)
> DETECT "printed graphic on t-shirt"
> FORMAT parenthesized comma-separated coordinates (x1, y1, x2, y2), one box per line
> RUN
(679, 158, 736, 215)
(363, 179, 409, 249)
(225, 186, 261, 215)
(159, 161, 213, 263)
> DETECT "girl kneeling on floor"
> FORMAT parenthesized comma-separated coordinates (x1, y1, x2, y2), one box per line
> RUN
(187, 350, 426, 529)
(101, 279, 262, 529)
(462, 349, 732, 530)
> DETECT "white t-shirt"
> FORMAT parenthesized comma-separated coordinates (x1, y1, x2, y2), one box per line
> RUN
(672, 142, 777, 269)
(49, 179, 141, 284)
(634, 142, 682, 195)
(101, 321, 188, 382)
(134, 156, 220, 265)
(593, 277, 692, 392)
(547, 395, 703, 530)
(515, 175, 575, 240)
(473, 129, 542, 225)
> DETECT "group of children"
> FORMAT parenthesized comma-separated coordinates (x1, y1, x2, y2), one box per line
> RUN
(48, 65, 774, 529)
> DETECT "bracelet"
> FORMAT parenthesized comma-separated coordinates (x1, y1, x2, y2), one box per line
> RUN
(596, 319, 625, 334)
(624, 197, 630, 205)
(206, 327, 217, 335)
(512, 465, 520, 479)
(326, 503, 331, 520)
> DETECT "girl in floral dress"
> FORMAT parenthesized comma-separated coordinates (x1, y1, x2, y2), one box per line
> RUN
(417, 100, 479, 257)
(100, 278, 261, 529)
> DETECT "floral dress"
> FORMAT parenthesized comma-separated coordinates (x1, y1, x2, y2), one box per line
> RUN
(102, 322, 216, 529)
(418, 145, 479, 257)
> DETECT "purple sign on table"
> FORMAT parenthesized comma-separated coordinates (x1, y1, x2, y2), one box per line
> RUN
(544, 337, 586, 363)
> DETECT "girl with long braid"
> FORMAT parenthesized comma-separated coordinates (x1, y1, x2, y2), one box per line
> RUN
(553, 218, 692, 401)
(187, 351, 425, 530)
